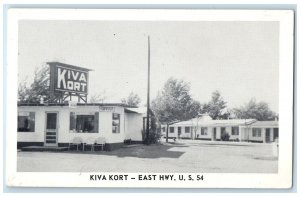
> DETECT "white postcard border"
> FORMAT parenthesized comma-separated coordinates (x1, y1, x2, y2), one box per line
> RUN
(6, 9, 294, 188)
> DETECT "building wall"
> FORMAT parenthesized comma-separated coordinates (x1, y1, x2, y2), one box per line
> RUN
(125, 113, 143, 142)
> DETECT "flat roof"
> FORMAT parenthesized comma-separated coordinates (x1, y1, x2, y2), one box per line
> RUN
(18, 103, 137, 108)
(169, 119, 256, 127)
(250, 121, 279, 127)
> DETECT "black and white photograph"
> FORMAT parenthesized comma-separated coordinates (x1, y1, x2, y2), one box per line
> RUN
(5, 9, 294, 188)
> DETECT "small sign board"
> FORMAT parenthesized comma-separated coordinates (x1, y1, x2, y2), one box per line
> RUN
(99, 107, 114, 112)
(68, 101, 77, 108)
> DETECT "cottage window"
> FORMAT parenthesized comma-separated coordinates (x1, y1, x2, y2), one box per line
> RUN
(231, 127, 239, 135)
(112, 113, 120, 133)
(185, 127, 190, 133)
(170, 127, 174, 133)
(252, 128, 262, 137)
(161, 127, 165, 133)
(201, 127, 208, 135)
(70, 112, 99, 133)
(18, 112, 35, 132)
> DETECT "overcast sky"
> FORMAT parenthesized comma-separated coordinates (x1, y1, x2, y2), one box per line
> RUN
(18, 20, 279, 112)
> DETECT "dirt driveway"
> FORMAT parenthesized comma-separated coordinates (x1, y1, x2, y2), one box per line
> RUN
(17, 140, 278, 173)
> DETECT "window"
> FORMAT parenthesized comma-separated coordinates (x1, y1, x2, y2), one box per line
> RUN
(185, 127, 190, 133)
(252, 128, 262, 137)
(112, 113, 120, 133)
(201, 127, 208, 135)
(18, 112, 35, 132)
(70, 112, 99, 133)
(231, 127, 239, 135)
(170, 127, 174, 133)
(161, 127, 165, 133)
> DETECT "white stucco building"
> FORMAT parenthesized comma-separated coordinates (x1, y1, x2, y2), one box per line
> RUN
(17, 103, 146, 150)
(161, 114, 279, 143)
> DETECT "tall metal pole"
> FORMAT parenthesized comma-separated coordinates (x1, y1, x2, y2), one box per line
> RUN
(146, 36, 150, 144)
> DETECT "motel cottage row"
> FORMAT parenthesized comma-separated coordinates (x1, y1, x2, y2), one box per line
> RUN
(17, 103, 279, 150)
(161, 114, 279, 143)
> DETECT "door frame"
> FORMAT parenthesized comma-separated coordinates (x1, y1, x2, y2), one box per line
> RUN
(44, 111, 59, 146)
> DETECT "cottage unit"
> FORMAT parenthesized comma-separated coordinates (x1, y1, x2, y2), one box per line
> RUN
(161, 115, 279, 143)
(17, 103, 146, 150)
(247, 121, 279, 143)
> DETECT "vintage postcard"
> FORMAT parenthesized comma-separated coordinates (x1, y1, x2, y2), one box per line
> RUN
(5, 9, 294, 188)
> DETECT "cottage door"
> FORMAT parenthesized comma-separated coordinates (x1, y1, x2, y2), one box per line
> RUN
(265, 128, 271, 143)
(212, 128, 217, 141)
(45, 112, 58, 146)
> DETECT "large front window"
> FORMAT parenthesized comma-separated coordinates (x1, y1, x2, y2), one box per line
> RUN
(70, 112, 99, 133)
(112, 113, 120, 133)
(18, 112, 35, 132)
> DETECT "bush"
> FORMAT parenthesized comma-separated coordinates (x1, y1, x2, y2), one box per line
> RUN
(143, 129, 161, 144)
(221, 132, 230, 141)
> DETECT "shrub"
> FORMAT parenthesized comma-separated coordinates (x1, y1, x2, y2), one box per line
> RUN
(143, 129, 161, 144)
(221, 132, 230, 141)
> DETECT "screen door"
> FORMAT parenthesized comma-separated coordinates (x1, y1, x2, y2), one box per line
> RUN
(45, 112, 58, 146)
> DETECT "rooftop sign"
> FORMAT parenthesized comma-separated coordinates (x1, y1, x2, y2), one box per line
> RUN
(48, 62, 90, 95)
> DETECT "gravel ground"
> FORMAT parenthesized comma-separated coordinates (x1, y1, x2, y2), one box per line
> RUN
(17, 140, 278, 173)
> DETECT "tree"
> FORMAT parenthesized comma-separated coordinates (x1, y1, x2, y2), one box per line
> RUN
(18, 65, 50, 103)
(201, 90, 228, 120)
(89, 90, 107, 103)
(232, 98, 277, 121)
(121, 92, 141, 106)
(151, 78, 201, 141)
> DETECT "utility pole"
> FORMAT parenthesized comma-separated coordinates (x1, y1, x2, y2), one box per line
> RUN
(146, 36, 151, 144)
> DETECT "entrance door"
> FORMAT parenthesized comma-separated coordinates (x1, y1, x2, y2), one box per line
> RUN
(212, 127, 217, 141)
(45, 112, 58, 146)
(178, 127, 181, 139)
(273, 128, 279, 141)
(265, 128, 271, 143)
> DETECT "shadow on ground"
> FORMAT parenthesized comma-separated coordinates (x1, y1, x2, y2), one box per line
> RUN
(63, 143, 188, 159)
